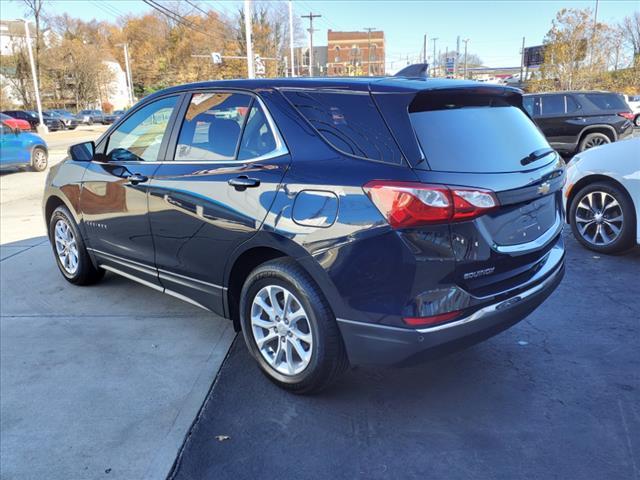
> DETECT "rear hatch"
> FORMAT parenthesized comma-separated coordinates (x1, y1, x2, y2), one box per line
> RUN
(399, 87, 564, 297)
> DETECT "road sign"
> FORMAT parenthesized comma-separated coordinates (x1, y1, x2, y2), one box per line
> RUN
(445, 57, 456, 75)
(211, 52, 222, 64)
(254, 54, 266, 76)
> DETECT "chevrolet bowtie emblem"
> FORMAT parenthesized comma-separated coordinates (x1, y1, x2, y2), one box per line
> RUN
(537, 182, 551, 195)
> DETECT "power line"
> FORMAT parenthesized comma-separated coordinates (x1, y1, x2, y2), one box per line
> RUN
(142, 0, 216, 39)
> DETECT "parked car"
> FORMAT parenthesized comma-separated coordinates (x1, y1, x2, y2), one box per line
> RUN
(44, 78, 565, 393)
(1, 110, 63, 132)
(564, 137, 639, 254)
(0, 121, 48, 171)
(46, 110, 79, 130)
(0, 112, 31, 132)
(622, 94, 640, 127)
(113, 109, 127, 119)
(76, 109, 106, 125)
(523, 91, 634, 154)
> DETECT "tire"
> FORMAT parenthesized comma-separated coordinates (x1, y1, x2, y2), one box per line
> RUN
(634, 115, 640, 127)
(48, 206, 105, 285)
(239, 258, 349, 394)
(569, 182, 636, 254)
(578, 132, 611, 152)
(30, 146, 48, 172)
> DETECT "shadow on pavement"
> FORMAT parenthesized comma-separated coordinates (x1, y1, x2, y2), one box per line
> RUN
(172, 231, 640, 480)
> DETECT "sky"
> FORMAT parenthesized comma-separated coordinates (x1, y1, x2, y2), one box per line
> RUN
(1, 0, 637, 72)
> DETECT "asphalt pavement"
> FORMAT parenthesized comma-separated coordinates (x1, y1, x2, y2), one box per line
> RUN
(171, 230, 640, 480)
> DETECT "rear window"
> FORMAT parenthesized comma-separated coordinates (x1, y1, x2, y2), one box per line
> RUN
(282, 90, 403, 164)
(410, 104, 551, 173)
(583, 93, 627, 111)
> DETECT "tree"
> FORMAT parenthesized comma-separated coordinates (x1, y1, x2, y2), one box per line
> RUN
(620, 11, 640, 66)
(537, 8, 611, 90)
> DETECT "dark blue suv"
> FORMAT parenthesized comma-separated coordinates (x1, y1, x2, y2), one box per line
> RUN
(43, 77, 565, 393)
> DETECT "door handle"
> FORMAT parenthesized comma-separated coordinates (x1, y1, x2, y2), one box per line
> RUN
(127, 173, 149, 185)
(228, 176, 260, 191)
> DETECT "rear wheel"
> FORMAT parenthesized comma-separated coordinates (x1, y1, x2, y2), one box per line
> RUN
(569, 182, 635, 254)
(240, 259, 348, 394)
(48, 206, 105, 285)
(634, 115, 640, 127)
(578, 132, 611, 152)
(30, 146, 48, 172)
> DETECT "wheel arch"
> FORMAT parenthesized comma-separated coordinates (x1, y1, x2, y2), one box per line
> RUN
(223, 233, 344, 332)
(577, 125, 617, 145)
(44, 194, 80, 227)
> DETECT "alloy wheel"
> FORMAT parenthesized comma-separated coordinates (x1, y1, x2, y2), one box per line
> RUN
(54, 219, 79, 275)
(583, 136, 609, 150)
(33, 149, 47, 170)
(575, 191, 623, 246)
(250, 285, 313, 376)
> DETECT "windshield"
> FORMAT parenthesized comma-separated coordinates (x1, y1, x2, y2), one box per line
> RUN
(410, 105, 552, 173)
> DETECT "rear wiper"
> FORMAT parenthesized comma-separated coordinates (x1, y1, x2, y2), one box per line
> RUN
(520, 148, 556, 166)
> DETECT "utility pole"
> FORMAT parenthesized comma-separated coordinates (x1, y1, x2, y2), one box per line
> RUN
(364, 27, 376, 75)
(423, 34, 427, 63)
(301, 12, 321, 76)
(288, 1, 296, 77)
(22, 20, 46, 133)
(519, 36, 525, 82)
(456, 35, 460, 76)
(462, 38, 469, 79)
(431, 37, 438, 77)
(590, 0, 599, 66)
(244, 0, 255, 79)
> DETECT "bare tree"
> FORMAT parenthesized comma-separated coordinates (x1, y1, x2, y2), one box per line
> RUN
(620, 11, 640, 65)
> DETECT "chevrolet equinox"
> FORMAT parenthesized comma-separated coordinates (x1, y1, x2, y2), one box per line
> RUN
(44, 78, 565, 393)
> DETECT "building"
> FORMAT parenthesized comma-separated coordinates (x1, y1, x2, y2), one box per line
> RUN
(294, 46, 328, 77)
(327, 30, 385, 77)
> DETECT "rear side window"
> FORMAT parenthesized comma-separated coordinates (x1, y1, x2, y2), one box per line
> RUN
(583, 93, 627, 111)
(410, 101, 550, 173)
(541, 95, 564, 115)
(237, 104, 279, 160)
(283, 90, 403, 164)
(565, 95, 581, 113)
(175, 93, 251, 161)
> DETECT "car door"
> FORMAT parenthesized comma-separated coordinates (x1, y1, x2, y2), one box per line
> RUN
(80, 94, 181, 288)
(147, 90, 290, 314)
(0, 123, 27, 167)
(535, 94, 569, 148)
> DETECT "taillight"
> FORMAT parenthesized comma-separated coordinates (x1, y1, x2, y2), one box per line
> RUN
(363, 181, 498, 228)
(618, 112, 634, 121)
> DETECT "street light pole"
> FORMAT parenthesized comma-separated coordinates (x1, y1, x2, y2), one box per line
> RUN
(462, 38, 469, 79)
(244, 0, 255, 79)
(431, 37, 438, 77)
(288, 1, 296, 77)
(22, 20, 47, 133)
(116, 43, 134, 105)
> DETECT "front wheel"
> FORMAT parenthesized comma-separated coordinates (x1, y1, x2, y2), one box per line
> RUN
(48, 206, 105, 285)
(240, 259, 349, 394)
(31, 146, 48, 172)
(569, 182, 636, 254)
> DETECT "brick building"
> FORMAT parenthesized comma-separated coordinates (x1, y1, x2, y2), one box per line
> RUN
(327, 30, 385, 77)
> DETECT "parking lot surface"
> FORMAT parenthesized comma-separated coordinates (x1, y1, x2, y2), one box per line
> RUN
(0, 132, 235, 480)
(172, 231, 639, 480)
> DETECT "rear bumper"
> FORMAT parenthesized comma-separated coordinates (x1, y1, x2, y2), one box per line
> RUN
(337, 247, 565, 366)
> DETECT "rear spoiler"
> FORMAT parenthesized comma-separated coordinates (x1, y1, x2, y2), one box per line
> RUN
(394, 63, 429, 79)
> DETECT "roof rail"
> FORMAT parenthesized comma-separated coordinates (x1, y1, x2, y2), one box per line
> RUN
(394, 63, 429, 79)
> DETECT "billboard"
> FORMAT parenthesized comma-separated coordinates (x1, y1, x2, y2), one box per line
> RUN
(523, 45, 544, 67)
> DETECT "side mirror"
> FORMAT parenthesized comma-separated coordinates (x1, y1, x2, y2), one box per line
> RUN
(68, 141, 95, 161)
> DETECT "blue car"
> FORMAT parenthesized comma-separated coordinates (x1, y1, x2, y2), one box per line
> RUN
(0, 121, 48, 171)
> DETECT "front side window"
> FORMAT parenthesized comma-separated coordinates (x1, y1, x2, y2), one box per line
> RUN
(175, 93, 251, 161)
(541, 95, 565, 115)
(283, 90, 403, 164)
(106, 95, 177, 162)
